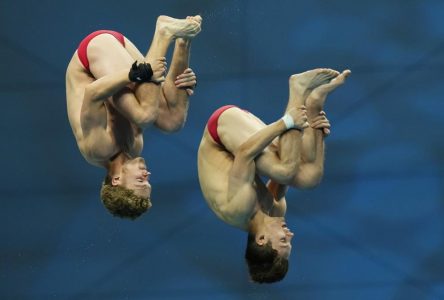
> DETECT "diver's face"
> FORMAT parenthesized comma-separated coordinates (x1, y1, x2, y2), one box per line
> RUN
(119, 157, 151, 198)
(263, 218, 294, 259)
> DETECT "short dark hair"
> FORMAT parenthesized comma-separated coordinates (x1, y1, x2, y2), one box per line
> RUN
(100, 176, 151, 220)
(245, 233, 289, 283)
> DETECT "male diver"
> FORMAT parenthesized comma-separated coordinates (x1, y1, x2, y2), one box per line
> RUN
(198, 68, 351, 282)
(66, 15, 202, 219)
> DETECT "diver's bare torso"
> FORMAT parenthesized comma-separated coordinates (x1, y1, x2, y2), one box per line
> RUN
(197, 108, 279, 230)
(66, 53, 143, 168)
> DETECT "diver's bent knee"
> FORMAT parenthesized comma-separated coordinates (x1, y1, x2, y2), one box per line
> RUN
(269, 163, 299, 184)
(282, 163, 299, 182)
(290, 178, 321, 189)
(137, 109, 159, 128)
(289, 168, 324, 189)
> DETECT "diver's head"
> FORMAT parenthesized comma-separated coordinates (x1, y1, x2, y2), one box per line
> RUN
(101, 157, 152, 219)
(245, 218, 293, 283)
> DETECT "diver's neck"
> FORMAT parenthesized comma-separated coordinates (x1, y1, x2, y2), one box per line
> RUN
(106, 151, 130, 174)
(248, 209, 268, 233)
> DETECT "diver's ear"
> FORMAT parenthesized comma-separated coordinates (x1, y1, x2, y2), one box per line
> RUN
(111, 176, 121, 186)
(256, 235, 266, 246)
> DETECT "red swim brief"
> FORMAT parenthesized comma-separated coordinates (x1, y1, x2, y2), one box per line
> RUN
(77, 30, 125, 72)
(207, 105, 239, 146)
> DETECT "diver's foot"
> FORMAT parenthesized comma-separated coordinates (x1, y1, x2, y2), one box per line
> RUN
(186, 15, 202, 25)
(306, 69, 351, 112)
(288, 68, 339, 106)
(156, 15, 202, 40)
(175, 16, 202, 46)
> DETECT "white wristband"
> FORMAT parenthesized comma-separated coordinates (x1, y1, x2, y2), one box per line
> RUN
(281, 114, 294, 129)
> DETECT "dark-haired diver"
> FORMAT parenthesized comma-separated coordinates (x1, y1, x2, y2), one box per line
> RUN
(66, 15, 202, 219)
(197, 69, 351, 283)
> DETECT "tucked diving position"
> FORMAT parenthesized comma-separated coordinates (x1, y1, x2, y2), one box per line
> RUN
(197, 68, 351, 282)
(66, 15, 202, 219)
